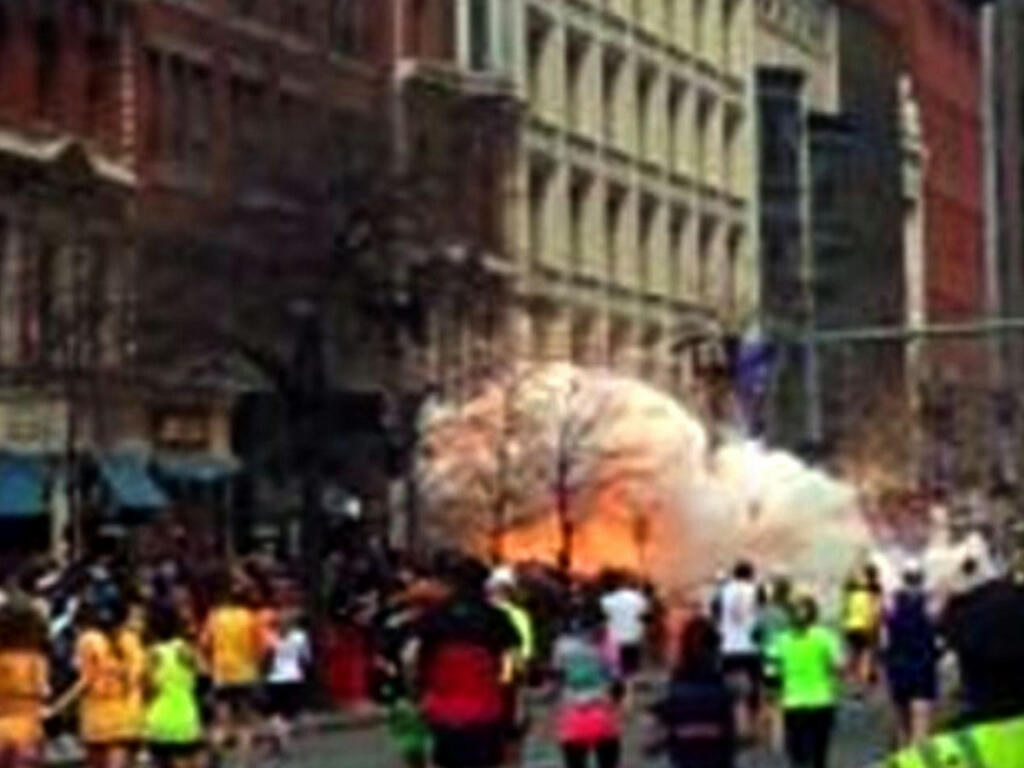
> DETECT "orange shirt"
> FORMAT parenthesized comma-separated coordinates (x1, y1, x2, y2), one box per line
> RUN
(203, 606, 262, 687)
(0, 650, 48, 748)
(76, 629, 145, 745)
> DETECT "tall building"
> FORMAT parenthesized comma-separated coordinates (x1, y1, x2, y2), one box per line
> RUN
(0, 0, 512, 544)
(457, 0, 758, 398)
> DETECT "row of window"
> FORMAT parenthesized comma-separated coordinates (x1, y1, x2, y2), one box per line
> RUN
(528, 162, 742, 307)
(531, 18, 745, 192)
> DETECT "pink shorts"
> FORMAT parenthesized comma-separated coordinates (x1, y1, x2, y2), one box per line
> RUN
(557, 701, 620, 745)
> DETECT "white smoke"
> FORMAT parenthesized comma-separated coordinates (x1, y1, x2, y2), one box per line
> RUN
(418, 364, 987, 603)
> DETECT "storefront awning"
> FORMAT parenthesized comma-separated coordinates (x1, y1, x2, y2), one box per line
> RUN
(0, 455, 46, 519)
(99, 454, 169, 510)
(156, 454, 241, 484)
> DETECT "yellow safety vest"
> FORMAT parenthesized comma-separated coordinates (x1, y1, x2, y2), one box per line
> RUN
(887, 716, 1024, 768)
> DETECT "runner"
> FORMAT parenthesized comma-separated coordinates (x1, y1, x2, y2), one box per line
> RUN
(759, 575, 794, 750)
(882, 577, 1024, 767)
(717, 561, 762, 741)
(52, 596, 145, 768)
(487, 567, 535, 767)
(883, 563, 938, 747)
(264, 609, 311, 756)
(599, 574, 649, 707)
(201, 578, 264, 767)
(649, 615, 736, 768)
(143, 605, 203, 768)
(0, 599, 48, 768)
(416, 555, 518, 768)
(767, 594, 843, 768)
(551, 602, 621, 768)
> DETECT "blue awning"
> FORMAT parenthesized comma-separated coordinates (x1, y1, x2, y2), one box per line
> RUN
(0, 455, 46, 519)
(99, 454, 169, 510)
(156, 454, 240, 484)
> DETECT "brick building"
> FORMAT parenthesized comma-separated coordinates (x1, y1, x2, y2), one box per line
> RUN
(0, 0, 516, 544)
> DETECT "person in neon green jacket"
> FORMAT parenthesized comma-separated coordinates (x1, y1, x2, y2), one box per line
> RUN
(144, 606, 203, 768)
(766, 594, 844, 768)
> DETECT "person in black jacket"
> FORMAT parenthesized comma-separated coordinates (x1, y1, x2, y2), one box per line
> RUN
(648, 615, 736, 768)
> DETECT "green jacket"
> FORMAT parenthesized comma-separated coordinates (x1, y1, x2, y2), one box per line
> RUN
(886, 716, 1024, 768)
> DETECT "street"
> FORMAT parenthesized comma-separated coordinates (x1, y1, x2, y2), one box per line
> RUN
(278, 695, 891, 768)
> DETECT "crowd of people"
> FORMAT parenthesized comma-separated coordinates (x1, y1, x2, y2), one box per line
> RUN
(0, 535, 1023, 768)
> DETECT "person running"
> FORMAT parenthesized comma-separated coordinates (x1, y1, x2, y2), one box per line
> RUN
(883, 563, 939, 748)
(883, 577, 1024, 767)
(416, 555, 519, 768)
(767, 595, 843, 768)
(842, 567, 881, 691)
(599, 574, 649, 705)
(264, 609, 311, 755)
(717, 561, 762, 741)
(648, 615, 736, 768)
(200, 579, 265, 767)
(759, 575, 794, 750)
(0, 599, 49, 768)
(487, 567, 535, 767)
(551, 602, 621, 768)
(52, 596, 146, 768)
(143, 605, 203, 768)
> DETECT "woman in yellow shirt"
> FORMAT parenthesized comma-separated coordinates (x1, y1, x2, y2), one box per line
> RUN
(0, 599, 49, 768)
(52, 598, 145, 768)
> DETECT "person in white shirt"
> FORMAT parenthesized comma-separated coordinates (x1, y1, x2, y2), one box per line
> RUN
(600, 577, 649, 682)
(717, 561, 763, 741)
(265, 610, 312, 753)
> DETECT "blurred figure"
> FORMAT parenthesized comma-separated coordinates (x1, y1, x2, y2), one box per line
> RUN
(717, 561, 761, 741)
(599, 573, 649, 705)
(52, 595, 145, 768)
(886, 578, 1024, 767)
(767, 595, 843, 768)
(143, 606, 202, 768)
(883, 563, 939, 747)
(416, 556, 518, 768)
(0, 599, 49, 768)
(486, 567, 534, 768)
(759, 575, 794, 750)
(201, 578, 264, 767)
(551, 602, 621, 768)
(264, 610, 312, 755)
(841, 567, 881, 690)
(648, 615, 735, 768)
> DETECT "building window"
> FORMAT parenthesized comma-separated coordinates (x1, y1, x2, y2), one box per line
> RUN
(154, 409, 212, 451)
(35, 17, 60, 121)
(723, 108, 741, 193)
(231, 77, 267, 185)
(569, 170, 590, 272)
(722, 0, 738, 72)
(667, 80, 685, 172)
(527, 12, 549, 111)
(168, 57, 188, 163)
(639, 197, 657, 293)
(469, 0, 490, 70)
(602, 49, 622, 146)
(190, 66, 213, 167)
(566, 32, 588, 134)
(698, 218, 715, 300)
(697, 92, 713, 184)
(231, 0, 259, 17)
(331, 0, 366, 57)
(636, 66, 654, 161)
(605, 185, 625, 283)
(669, 208, 687, 299)
(726, 229, 741, 311)
(528, 160, 551, 261)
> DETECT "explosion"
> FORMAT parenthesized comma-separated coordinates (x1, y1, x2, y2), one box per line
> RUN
(417, 364, 987, 601)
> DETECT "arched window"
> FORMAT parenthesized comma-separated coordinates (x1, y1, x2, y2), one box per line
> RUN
(330, 0, 367, 57)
